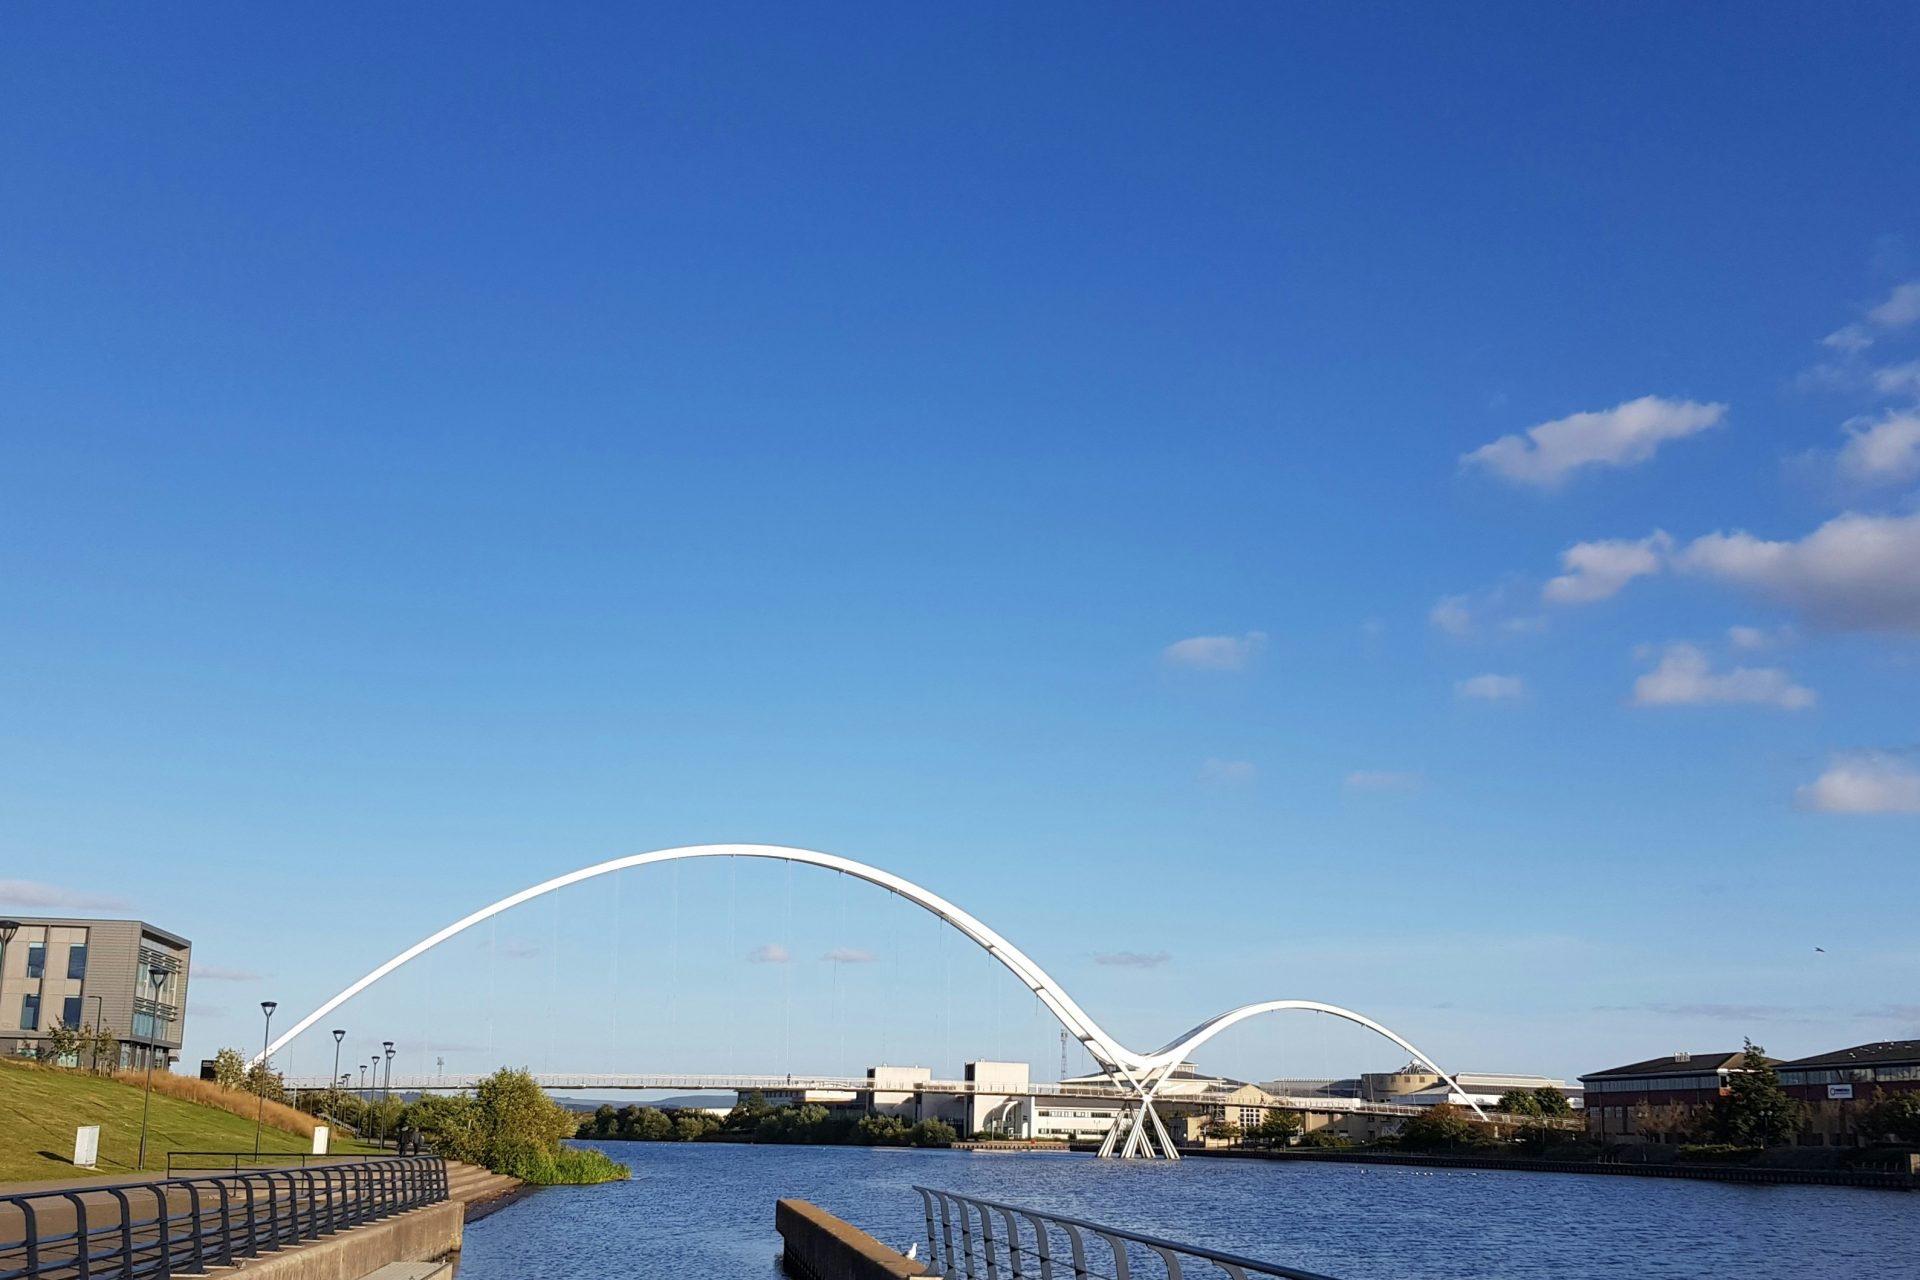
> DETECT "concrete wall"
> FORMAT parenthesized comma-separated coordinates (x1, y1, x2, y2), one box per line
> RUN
(776, 1199, 925, 1280)
(217, 1200, 465, 1280)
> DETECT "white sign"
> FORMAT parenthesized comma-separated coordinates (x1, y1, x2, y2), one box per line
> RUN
(73, 1125, 100, 1169)
(1828, 1083, 1854, 1100)
(312, 1124, 331, 1155)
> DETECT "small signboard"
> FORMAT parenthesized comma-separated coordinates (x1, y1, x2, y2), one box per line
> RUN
(73, 1125, 100, 1170)
(313, 1124, 331, 1155)
(1828, 1083, 1854, 1100)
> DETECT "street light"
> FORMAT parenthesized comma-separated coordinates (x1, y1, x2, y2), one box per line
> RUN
(330, 1029, 346, 1112)
(135, 966, 168, 1169)
(382, 1042, 396, 1147)
(254, 1001, 277, 1156)
(0, 922, 17, 1052)
(358, 1062, 368, 1109)
(371, 1056, 384, 1143)
(88, 994, 104, 1073)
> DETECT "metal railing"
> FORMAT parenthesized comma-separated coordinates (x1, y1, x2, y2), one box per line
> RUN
(0, 1155, 446, 1280)
(915, 1187, 1342, 1280)
(163, 1151, 387, 1177)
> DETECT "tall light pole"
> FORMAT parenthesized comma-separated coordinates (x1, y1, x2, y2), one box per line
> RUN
(88, 994, 104, 1073)
(253, 1001, 277, 1156)
(0, 922, 17, 1056)
(358, 1062, 368, 1111)
(330, 1029, 346, 1111)
(382, 1041, 396, 1147)
(371, 1056, 383, 1143)
(135, 967, 167, 1169)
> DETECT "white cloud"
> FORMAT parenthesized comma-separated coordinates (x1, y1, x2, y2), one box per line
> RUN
(0, 881, 130, 911)
(1345, 770, 1423, 791)
(1867, 280, 1920, 328)
(1630, 643, 1816, 710)
(1200, 758, 1257, 784)
(1094, 950, 1171, 968)
(1678, 511, 1920, 633)
(1462, 396, 1726, 489)
(1823, 324, 1873, 353)
(1837, 410, 1920, 485)
(192, 964, 263, 982)
(748, 943, 791, 964)
(1456, 673, 1527, 701)
(822, 947, 876, 964)
(1543, 531, 1672, 604)
(1429, 596, 1473, 637)
(1872, 360, 1920, 397)
(1428, 586, 1544, 639)
(1796, 753, 1920, 814)
(1162, 631, 1266, 671)
(1727, 624, 1793, 651)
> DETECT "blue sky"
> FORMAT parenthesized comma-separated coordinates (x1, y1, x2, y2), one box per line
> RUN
(2, 5, 1918, 1086)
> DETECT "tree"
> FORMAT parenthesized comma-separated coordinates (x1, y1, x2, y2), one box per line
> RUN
(87, 1023, 120, 1073)
(856, 1113, 911, 1145)
(1395, 1105, 1478, 1151)
(1201, 1115, 1242, 1143)
(1253, 1111, 1302, 1148)
(724, 1091, 773, 1133)
(628, 1107, 674, 1141)
(1497, 1088, 1543, 1118)
(212, 1047, 248, 1091)
(43, 1020, 81, 1065)
(1856, 1090, 1920, 1144)
(1532, 1087, 1572, 1117)
(589, 1104, 618, 1137)
(672, 1110, 722, 1141)
(1706, 1040, 1804, 1148)
(908, 1118, 956, 1147)
(246, 1060, 289, 1103)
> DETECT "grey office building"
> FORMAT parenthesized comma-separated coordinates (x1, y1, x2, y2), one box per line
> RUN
(0, 917, 191, 1069)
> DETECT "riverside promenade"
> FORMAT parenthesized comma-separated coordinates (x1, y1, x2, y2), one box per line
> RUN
(0, 1156, 523, 1279)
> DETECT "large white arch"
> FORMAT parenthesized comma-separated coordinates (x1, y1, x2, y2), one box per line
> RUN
(261, 842, 1483, 1157)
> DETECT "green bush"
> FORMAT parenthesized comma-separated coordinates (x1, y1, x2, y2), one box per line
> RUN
(403, 1068, 628, 1184)
(1297, 1129, 1352, 1149)
(909, 1119, 956, 1147)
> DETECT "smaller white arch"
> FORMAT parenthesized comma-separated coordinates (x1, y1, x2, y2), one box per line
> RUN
(1136, 999, 1489, 1120)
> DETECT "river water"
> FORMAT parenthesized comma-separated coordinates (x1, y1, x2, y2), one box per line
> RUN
(457, 1142, 1920, 1279)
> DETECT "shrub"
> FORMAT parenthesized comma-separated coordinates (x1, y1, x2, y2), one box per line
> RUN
(909, 1119, 956, 1147)
(1297, 1129, 1352, 1149)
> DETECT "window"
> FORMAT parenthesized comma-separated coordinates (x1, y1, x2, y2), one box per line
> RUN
(20, 994, 39, 1031)
(62, 996, 83, 1029)
(25, 943, 44, 979)
(67, 945, 87, 980)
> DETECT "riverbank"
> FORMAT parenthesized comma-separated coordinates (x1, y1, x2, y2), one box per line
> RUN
(1181, 1144, 1919, 1191)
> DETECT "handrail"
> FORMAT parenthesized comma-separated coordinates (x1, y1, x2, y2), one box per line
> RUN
(914, 1186, 1344, 1280)
(0, 1156, 447, 1280)
(164, 1150, 388, 1176)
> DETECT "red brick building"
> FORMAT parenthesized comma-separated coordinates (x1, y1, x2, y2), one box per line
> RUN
(1777, 1041, 1920, 1147)
(1579, 1050, 1751, 1144)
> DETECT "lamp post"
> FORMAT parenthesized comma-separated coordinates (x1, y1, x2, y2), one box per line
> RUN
(135, 967, 167, 1169)
(330, 1029, 346, 1112)
(382, 1042, 396, 1147)
(0, 922, 17, 1054)
(358, 1063, 368, 1111)
(88, 994, 104, 1073)
(253, 1001, 277, 1156)
(371, 1056, 384, 1143)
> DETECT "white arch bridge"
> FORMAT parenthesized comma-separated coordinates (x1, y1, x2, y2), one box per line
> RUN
(258, 843, 1486, 1159)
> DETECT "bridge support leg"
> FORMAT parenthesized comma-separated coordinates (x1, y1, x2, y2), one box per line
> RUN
(1097, 1070, 1181, 1160)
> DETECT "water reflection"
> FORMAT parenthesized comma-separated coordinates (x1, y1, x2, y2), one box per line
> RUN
(458, 1142, 1920, 1280)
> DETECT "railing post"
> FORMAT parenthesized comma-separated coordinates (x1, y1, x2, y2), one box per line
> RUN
(999, 1208, 1025, 1279)
(108, 1189, 134, 1276)
(957, 1197, 977, 1280)
(916, 1188, 940, 1274)
(185, 1180, 206, 1273)
(1021, 1213, 1054, 1280)
(59, 1192, 86, 1280)
(19, 1198, 40, 1278)
(980, 1201, 1000, 1280)
(154, 1182, 175, 1276)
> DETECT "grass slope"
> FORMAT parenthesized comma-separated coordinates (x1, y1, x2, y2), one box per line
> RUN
(0, 1060, 362, 1183)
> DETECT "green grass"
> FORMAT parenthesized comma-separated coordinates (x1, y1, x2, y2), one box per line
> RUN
(0, 1060, 374, 1184)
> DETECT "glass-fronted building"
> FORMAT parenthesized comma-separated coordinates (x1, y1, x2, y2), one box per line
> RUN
(0, 917, 191, 1069)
